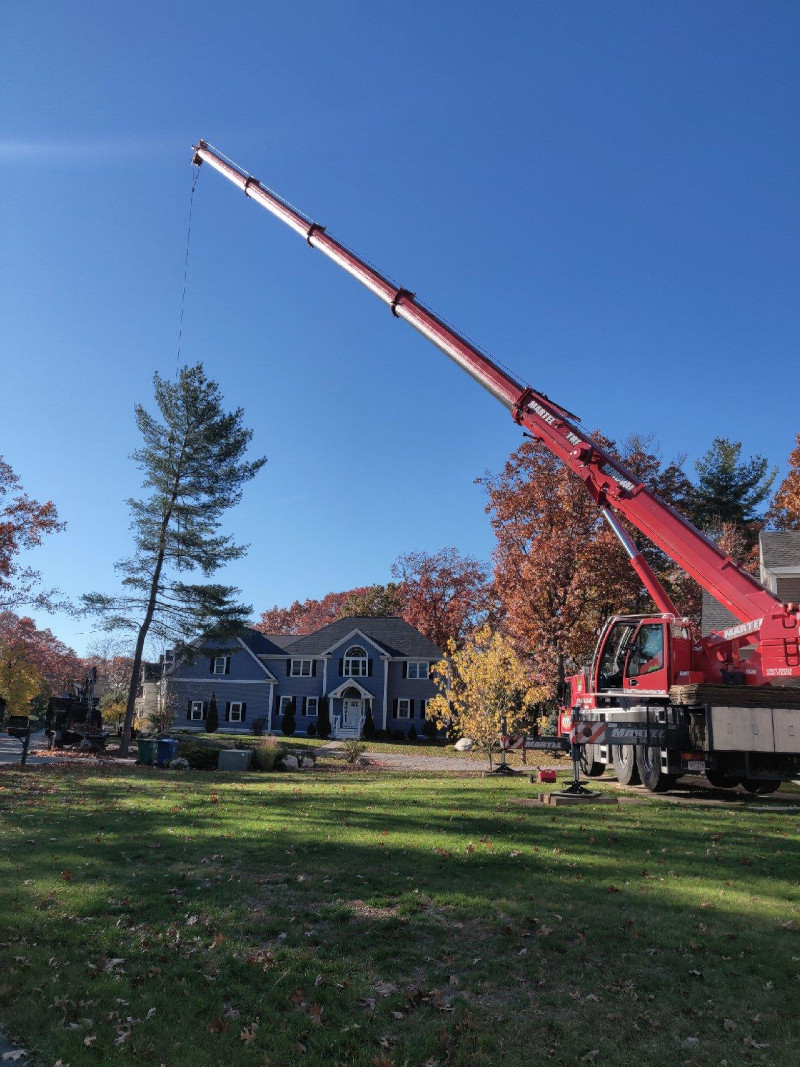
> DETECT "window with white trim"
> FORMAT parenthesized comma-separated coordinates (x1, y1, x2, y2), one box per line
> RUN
(279, 696, 294, 716)
(407, 661, 429, 679)
(344, 646, 368, 677)
(306, 696, 318, 716)
(213, 656, 229, 675)
(229, 701, 244, 723)
(290, 659, 312, 677)
(397, 698, 411, 719)
(189, 700, 205, 721)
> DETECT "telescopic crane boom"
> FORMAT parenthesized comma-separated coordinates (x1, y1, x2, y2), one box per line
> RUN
(190, 140, 799, 686)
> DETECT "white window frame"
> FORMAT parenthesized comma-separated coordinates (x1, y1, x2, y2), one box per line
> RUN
(189, 700, 205, 721)
(306, 696, 318, 717)
(213, 656, 229, 675)
(229, 701, 244, 723)
(344, 646, 368, 677)
(397, 698, 411, 719)
(279, 695, 293, 716)
(407, 661, 429, 679)
(290, 659, 312, 677)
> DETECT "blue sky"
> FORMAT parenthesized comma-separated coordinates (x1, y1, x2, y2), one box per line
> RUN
(2, 1, 798, 656)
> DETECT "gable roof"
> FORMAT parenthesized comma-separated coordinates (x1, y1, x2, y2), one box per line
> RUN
(286, 616, 442, 658)
(240, 630, 300, 655)
(760, 531, 800, 572)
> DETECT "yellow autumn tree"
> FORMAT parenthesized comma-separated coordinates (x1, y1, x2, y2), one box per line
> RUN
(0, 643, 43, 718)
(428, 624, 544, 768)
(768, 434, 800, 530)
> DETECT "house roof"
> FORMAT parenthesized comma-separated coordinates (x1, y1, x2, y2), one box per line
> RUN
(700, 590, 739, 636)
(284, 616, 443, 658)
(240, 630, 300, 655)
(760, 531, 800, 571)
(141, 661, 162, 682)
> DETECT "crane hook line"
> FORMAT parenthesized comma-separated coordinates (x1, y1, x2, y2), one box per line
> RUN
(175, 165, 200, 378)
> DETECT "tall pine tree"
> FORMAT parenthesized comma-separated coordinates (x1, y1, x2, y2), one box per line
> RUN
(83, 364, 266, 755)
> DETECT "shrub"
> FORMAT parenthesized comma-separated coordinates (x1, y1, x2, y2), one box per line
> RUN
(407, 723, 418, 741)
(251, 716, 267, 736)
(206, 692, 219, 734)
(176, 738, 219, 770)
(317, 696, 331, 740)
(281, 699, 296, 737)
(375, 728, 390, 741)
(252, 734, 279, 771)
(362, 708, 376, 740)
(342, 738, 367, 764)
(306, 721, 317, 737)
(391, 729, 405, 741)
(422, 719, 438, 741)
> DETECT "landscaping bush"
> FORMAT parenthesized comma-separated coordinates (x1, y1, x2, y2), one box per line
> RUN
(306, 721, 317, 737)
(176, 738, 220, 770)
(252, 734, 279, 771)
(206, 692, 219, 734)
(422, 719, 438, 740)
(281, 698, 296, 736)
(407, 723, 418, 741)
(391, 729, 405, 741)
(251, 716, 267, 736)
(362, 708, 376, 740)
(342, 738, 367, 764)
(374, 728, 390, 741)
(317, 696, 331, 739)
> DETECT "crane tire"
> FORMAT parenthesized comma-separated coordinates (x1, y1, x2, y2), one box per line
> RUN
(741, 778, 780, 795)
(704, 770, 742, 789)
(614, 745, 640, 786)
(582, 743, 605, 777)
(635, 745, 675, 793)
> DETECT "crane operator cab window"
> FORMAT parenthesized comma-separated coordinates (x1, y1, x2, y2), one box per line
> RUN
(626, 623, 665, 677)
(597, 621, 637, 690)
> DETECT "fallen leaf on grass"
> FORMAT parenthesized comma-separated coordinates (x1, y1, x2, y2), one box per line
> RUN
(1, 1052, 28, 1062)
(744, 1037, 769, 1049)
(723, 1019, 736, 1032)
(208, 1017, 229, 1035)
(240, 1024, 258, 1044)
(83, 1035, 97, 1047)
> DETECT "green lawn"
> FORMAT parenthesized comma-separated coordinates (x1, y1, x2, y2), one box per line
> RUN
(0, 765, 798, 1066)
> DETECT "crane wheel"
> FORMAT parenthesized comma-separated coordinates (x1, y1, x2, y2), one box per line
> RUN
(635, 745, 675, 793)
(613, 745, 640, 786)
(704, 769, 742, 789)
(581, 743, 606, 777)
(741, 778, 780, 795)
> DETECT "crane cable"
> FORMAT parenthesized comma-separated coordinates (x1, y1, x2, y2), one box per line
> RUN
(175, 165, 200, 378)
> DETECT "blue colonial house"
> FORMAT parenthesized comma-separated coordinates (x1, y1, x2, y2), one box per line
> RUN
(163, 616, 443, 738)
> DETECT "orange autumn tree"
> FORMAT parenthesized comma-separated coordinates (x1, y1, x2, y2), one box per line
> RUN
(768, 434, 800, 530)
(428, 624, 543, 768)
(479, 438, 642, 699)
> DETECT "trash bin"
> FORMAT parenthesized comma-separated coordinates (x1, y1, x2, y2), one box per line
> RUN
(157, 738, 179, 766)
(137, 738, 158, 765)
(218, 748, 252, 772)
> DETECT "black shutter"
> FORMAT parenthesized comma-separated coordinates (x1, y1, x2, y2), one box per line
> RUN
(187, 700, 192, 716)
(203, 701, 209, 720)
(241, 702, 246, 721)
(312, 660, 317, 676)
(225, 657, 231, 675)
(393, 698, 398, 716)
(339, 658, 344, 676)
(368, 659, 373, 677)
(209, 659, 214, 674)
(287, 659, 292, 675)
(409, 699, 415, 718)
(225, 701, 231, 721)
(402, 662, 408, 678)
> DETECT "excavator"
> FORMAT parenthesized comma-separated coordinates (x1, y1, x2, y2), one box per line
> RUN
(190, 140, 800, 794)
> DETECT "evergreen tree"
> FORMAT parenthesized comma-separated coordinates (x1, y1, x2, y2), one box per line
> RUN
(316, 695, 331, 739)
(691, 438, 775, 540)
(281, 697, 296, 736)
(206, 691, 219, 733)
(362, 707, 376, 740)
(82, 364, 266, 756)
(407, 723, 418, 741)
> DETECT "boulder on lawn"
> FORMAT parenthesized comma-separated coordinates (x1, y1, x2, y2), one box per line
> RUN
(454, 737, 474, 752)
(168, 757, 190, 770)
(282, 753, 299, 770)
(299, 755, 315, 769)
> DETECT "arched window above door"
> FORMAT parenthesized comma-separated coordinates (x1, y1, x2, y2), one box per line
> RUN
(344, 645, 368, 676)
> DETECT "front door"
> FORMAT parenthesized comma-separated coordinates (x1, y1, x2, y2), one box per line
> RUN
(342, 698, 362, 727)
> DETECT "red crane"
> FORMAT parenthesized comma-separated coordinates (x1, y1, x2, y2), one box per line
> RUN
(191, 140, 800, 791)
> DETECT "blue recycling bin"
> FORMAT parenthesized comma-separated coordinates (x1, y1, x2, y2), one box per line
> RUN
(157, 738, 178, 766)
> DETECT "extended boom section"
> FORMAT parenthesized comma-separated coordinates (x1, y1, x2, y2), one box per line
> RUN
(190, 141, 799, 687)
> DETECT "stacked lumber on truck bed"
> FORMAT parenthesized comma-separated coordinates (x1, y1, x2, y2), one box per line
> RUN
(671, 684, 800, 708)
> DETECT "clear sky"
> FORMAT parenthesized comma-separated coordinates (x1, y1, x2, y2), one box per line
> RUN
(2, 1, 798, 656)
